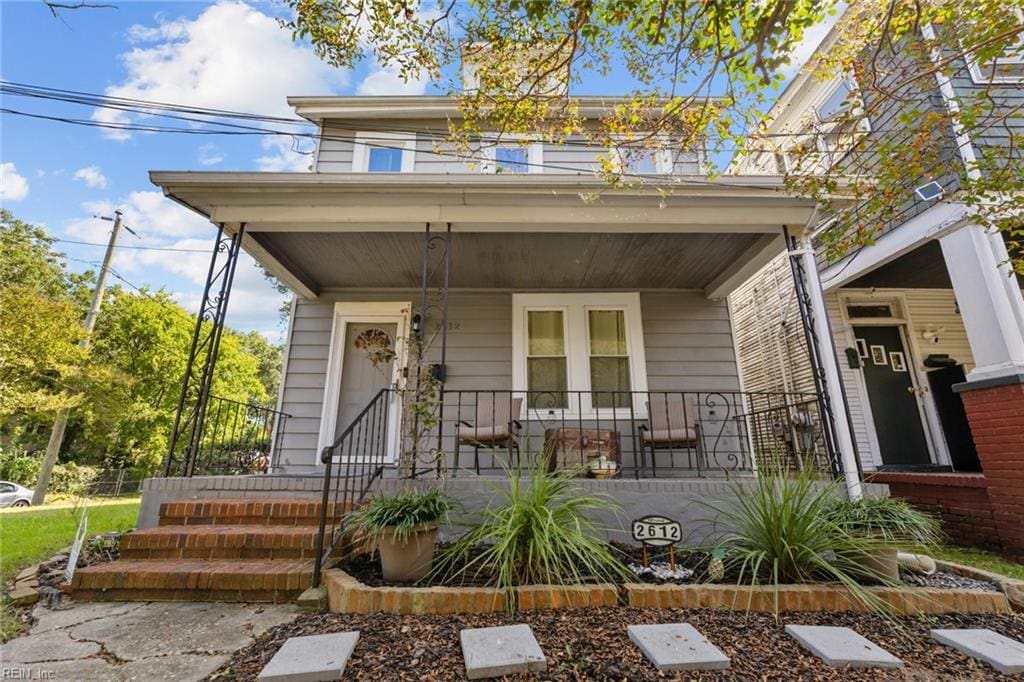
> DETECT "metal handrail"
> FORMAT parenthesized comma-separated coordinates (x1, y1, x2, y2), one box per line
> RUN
(312, 387, 391, 587)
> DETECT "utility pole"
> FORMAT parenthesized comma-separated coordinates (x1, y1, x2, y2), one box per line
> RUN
(33, 210, 125, 506)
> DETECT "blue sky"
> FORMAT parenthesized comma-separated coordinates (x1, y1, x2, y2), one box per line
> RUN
(1, 1, 835, 343)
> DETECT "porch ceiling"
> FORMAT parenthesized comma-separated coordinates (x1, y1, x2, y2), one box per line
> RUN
(150, 172, 819, 299)
(251, 231, 767, 290)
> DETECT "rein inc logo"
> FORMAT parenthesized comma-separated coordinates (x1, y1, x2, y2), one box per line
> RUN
(1, 667, 55, 680)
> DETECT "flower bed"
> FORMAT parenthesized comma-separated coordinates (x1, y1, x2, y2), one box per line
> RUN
(322, 566, 1011, 616)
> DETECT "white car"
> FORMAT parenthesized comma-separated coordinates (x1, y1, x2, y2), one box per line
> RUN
(0, 481, 33, 508)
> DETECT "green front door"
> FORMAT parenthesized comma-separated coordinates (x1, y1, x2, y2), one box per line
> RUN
(854, 325, 931, 467)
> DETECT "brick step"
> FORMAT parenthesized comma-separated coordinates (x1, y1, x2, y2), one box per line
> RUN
(120, 525, 323, 560)
(158, 498, 351, 526)
(69, 558, 313, 603)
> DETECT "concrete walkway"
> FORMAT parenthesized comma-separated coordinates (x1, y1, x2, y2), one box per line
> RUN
(0, 601, 298, 681)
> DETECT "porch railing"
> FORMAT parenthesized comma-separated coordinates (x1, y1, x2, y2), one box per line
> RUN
(409, 389, 839, 478)
(313, 387, 391, 587)
(163, 395, 290, 477)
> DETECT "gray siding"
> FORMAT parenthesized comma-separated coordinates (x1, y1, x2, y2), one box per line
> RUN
(275, 290, 739, 470)
(314, 122, 703, 175)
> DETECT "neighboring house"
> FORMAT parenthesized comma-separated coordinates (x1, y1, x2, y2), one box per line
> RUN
(730, 20, 1024, 555)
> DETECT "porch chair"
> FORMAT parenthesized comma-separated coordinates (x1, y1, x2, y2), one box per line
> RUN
(456, 396, 523, 474)
(638, 393, 703, 477)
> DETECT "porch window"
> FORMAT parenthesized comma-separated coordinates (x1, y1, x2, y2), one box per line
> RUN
(512, 293, 649, 415)
(588, 310, 631, 408)
(526, 310, 568, 408)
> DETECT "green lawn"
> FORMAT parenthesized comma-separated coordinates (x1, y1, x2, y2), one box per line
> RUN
(0, 497, 140, 585)
(931, 545, 1024, 581)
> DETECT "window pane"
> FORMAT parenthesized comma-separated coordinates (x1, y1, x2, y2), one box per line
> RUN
(527, 310, 564, 355)
(590, 358, 630, 408)
(588, 310, 627, 355)
(495, 146, 528, 173)
(527, 357, 567, 408)
(367, 146, 403, 172)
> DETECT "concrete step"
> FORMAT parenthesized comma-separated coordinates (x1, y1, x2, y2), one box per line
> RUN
(157, 498, 350, 527)
(70, 558, 314, 603)
(120, 525, 322, 560)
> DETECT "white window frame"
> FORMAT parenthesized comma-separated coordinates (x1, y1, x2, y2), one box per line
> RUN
(966, 8, 1024, 83)
(512, 292, 649, 418)
(610, 140, 674, 175)
(352, 132, 417, 173)
(316, 301, 411, 463)
(479, 136, 544, 174)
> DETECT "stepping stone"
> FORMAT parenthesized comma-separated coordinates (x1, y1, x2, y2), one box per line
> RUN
(785, 624, 902, 669)
(257, 632, 359, 682)
(932, 629, 1024, 675)
(628, 623, 730, 672)
(460, 624, 547, 680)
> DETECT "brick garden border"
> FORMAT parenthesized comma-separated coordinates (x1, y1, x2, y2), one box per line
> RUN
(322, 568, 1010, 616)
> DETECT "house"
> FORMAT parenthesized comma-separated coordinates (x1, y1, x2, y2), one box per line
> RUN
(729, 18, 1024, 557)
(70, 66, 878, 602)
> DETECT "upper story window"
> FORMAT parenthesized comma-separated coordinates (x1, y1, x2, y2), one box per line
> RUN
(352, 132, 416, 172)
(967, 9, 1024, 83)
(481, 138, 543, 173)
(611, 141, 675, 176)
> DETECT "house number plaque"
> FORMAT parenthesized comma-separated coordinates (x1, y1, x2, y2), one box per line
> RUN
(632, 515, 682, 570)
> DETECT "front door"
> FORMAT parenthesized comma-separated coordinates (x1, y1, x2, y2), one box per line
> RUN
(853, 325, 931, 467)
(335, 322, 398, 439)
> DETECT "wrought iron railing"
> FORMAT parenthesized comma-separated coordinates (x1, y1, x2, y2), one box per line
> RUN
(163, 395, 290, 477)
(313, 387, 391, 587)
(405, 389, 839, 478)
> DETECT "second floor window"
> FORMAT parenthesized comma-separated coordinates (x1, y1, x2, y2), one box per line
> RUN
(482, 138, 543, 174)
(494, 146, 529, 173)
(353, 132, 416, 172)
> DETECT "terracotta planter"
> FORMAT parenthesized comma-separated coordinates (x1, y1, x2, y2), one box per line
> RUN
(378, 522, 439, 582)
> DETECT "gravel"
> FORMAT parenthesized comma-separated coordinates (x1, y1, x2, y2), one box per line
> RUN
(206, 608, 1024, 681)
(901, 570, 1001, 592)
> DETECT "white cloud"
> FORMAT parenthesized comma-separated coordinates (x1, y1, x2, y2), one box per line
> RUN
(74, 165, 109, 189)
(66, 191, 210, 243)
(256, 136, 314, 172)
(198, 144, 225, 166)
(1, 162, 29, 202)
(94, 1, 349, 141)
(356, 59, 430, 96)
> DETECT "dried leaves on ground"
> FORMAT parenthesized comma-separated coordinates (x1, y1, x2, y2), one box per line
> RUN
(207, 607, 1024, 681)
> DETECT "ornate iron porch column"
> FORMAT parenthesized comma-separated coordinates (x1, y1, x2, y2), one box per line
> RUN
(409, 222, 451, 478)
(784, 226, 863, 498)
(163, 223, 246, 477)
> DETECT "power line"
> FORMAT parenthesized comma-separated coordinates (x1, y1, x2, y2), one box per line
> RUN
(54, 237, 211, 253)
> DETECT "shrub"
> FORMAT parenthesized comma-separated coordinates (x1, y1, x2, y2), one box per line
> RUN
(0, 450, 42, 487)
(349, 487, 454, 542)
(432, 456, 630, 598)
(48, 462, 100, 496)
(824, 494, 944, 547)
(700, 467, 889, 609)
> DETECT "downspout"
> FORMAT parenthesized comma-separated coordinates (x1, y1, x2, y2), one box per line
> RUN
(789, 209, 863, 499)
(920, 21, 1024, 334)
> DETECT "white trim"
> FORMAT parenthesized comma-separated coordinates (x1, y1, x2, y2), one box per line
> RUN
(963, 8, 1024, 83)
(511, 292, 649, 417)
(316, 301, 411, 463)
(351, 132, 417, 173)
(479, 136, 544, 174)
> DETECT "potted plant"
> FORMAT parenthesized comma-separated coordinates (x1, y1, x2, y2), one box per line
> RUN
(824, 495, 943, 582)
(349, 488, 454, 582)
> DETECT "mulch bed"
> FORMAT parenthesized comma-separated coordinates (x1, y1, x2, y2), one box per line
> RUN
(207, 607, 1024, 681)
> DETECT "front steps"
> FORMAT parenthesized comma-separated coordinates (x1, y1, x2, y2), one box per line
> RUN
(71, 498, 346, 603)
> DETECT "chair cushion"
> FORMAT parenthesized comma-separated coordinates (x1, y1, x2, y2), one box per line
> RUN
(641, 427, 697, 444)
(457, 424, 511, 442)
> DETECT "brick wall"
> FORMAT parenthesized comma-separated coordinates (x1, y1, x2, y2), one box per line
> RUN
(959, 381, 1024, 559)
(870, 472, 1000, 552)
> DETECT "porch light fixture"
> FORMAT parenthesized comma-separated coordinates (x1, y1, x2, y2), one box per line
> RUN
(411, 312, 423, 336)
(914, 181, 944, 201)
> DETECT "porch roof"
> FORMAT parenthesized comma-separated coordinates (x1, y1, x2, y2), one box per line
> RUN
(149, 171, 820, 300)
